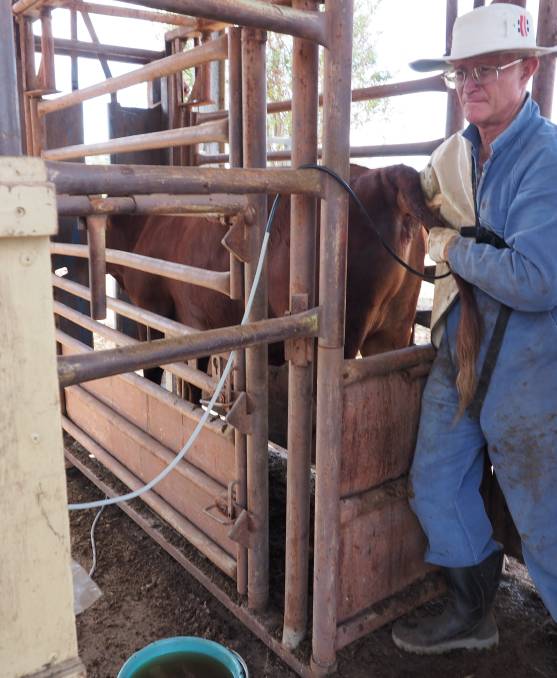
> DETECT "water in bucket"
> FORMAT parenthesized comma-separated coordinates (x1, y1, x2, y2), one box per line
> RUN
(131, 651, 233, 678)
(117, 637, 248, 678)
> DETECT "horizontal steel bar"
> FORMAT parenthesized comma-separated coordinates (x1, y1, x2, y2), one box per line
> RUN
(56, 193, 248, 217)
(118, 0, 328, 46)
(51, 242, 231, 296)
(46, 161, 323, 197)
(58, 309, 320, 388)
(45, 0, 198, 26)
(43, 118, 228, 161)
(342, 344, 435, 386)
(267, 75, 447, 115)
(55, 304, 217, 393)
(53, 274, 197, 337)
(34, 34, 163, 65)
(38, 35, 228, 115)
(196, 139, 445, 165)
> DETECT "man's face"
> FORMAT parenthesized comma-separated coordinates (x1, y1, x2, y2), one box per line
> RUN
(451, 52, 535, 130)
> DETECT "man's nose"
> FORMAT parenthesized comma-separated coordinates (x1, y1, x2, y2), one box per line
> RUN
(462, 74, 481, 94)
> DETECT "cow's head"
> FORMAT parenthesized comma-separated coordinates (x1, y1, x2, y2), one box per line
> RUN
(350, 164, 445, 241)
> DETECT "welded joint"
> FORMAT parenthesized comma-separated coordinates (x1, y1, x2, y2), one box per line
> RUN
(285, 293, 314, 367)
(226, 391, 254, 434)
(221, 206, 255, 263)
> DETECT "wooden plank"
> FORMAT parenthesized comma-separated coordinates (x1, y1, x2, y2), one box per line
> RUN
(337, 496, 432, 623)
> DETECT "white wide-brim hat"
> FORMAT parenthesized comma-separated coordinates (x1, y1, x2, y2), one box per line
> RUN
(411, 4, 557, 72)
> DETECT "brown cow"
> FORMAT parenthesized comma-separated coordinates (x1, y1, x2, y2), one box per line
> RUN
(106, 164, 444, 389)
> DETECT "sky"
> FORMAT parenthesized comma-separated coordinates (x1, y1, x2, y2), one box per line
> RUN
(37, 0, 556, 171)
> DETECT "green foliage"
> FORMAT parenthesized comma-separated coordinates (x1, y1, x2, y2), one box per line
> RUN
(266, 0, 390, 145)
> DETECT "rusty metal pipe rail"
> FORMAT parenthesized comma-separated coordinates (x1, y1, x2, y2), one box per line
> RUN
(34, 35, 164, 65)
(52, 274, 199, 338)
(42, 0, 199, 26)
(113, 0, 328, 46)
(56, 193, 248, 217)
(55, 304, 217, 393)
(267, 74, 446, 114)
(46, 161, 323, 197)
(58, 309, 319, 388)
(196, 139, 445, 165)
(50, 242, 231, 296)
(43, 118, 228, 161)
(38, 35, 228, 116)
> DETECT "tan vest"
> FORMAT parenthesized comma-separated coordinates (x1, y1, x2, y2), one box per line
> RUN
(420, 133, 475, 346)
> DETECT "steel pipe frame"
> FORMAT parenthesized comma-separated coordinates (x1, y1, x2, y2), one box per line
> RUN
(282, 0, 318, 651)
(43, 118, 229, 161)
(86, 215, 107, 320)
(0, 4, 23, 155)
(109, 0, 328, 46)
(38, 35, 228, 116)
(165, 19, 229, 42)
(56, 193, 248, 217)
(241, 26, 270, 613)
(532, 0, 556, 119)
(196, 138, 445, 166)
(57, 308, 319, 388)
(38, 8, 56, 91)
(445, 0, 464, 135)
(311, 1, 353, 674)
(55, 303, 217, 393)
(50, 241, 231, 296)
(33, 34, 164, 65)
(46, 161, 323, 197)
(227, 26, 248, 597)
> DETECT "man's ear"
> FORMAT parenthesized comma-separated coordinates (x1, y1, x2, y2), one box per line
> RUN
(521, 56, 539, 83)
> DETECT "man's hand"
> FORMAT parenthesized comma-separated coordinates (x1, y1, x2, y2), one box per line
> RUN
(428, 227, 459, 263)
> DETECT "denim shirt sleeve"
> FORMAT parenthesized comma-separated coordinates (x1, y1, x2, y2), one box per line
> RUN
(447, 148, 557, 312)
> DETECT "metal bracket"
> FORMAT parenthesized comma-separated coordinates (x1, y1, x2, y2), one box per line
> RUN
(203, 479, 241, 527)
(227, 508, 255, 549)
(226, 391, 254, 434)
(284, 293, 314, 367)
(221, 207, 255, 263)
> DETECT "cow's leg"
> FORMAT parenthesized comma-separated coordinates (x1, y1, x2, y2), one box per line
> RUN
(137, 324, 164, 385)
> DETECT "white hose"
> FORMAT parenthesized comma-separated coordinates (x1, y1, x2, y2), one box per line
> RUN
(69, 223, 273, 511)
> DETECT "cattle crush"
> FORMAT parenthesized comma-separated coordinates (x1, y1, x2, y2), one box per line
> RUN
(4, 0, 557, 676)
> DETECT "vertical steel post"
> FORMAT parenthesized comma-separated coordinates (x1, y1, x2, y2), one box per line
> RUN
(242, 26, 269, 612)
(0, 4, 23, 155)
(532, 0, 556, 119)
(282, 0, 319, 651)
(228, 26, 248, 596)
(311, 0, 353, 674)
(445, 0, 464, 136)
(71, 10, 79, 91)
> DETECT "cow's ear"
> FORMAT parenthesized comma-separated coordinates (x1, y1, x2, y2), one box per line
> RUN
(389, 165, 446, 232)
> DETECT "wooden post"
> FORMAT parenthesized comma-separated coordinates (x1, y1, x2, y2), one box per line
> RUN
(0, 156, 85, 678)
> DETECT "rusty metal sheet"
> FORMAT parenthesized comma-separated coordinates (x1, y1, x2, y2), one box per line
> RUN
(340, 351, 432, 497)
(108, 101, 167, 166)
(60, 342, 236, 486)
(65, 383, 238, 557)
(336, 495, 432, 623)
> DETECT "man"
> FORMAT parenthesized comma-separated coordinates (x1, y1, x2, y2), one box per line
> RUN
(392, 3, 557, 655)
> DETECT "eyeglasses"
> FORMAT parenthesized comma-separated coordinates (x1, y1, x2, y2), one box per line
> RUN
(442, 58, 524, 89)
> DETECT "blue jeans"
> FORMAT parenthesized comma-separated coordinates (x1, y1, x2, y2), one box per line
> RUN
(410, 304, 557, 621)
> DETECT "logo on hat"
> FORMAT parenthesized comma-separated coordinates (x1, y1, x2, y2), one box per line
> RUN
(516, 14, 530, 38)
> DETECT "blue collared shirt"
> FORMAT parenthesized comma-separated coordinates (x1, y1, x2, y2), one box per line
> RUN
(448, 95, 557, 312)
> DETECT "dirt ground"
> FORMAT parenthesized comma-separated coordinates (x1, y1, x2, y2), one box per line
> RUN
(67, 463, 557, 678)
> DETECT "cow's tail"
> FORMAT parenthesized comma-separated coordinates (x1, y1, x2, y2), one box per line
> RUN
(454, 274, 482, 418)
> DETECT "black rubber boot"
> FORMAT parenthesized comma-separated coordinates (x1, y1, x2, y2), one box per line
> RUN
(392, 548, 504, 655)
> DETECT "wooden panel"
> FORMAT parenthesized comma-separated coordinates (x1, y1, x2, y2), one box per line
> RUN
(65, 384, 238, 557)
(60, 341, 236, 486)
(337, 496, 431, 623)
(340, 349, 433, 497)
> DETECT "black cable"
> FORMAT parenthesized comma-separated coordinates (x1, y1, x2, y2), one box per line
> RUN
(296, 163, 451, 281)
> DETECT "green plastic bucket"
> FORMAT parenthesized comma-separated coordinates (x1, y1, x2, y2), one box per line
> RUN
(117, 636, 248, 678)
